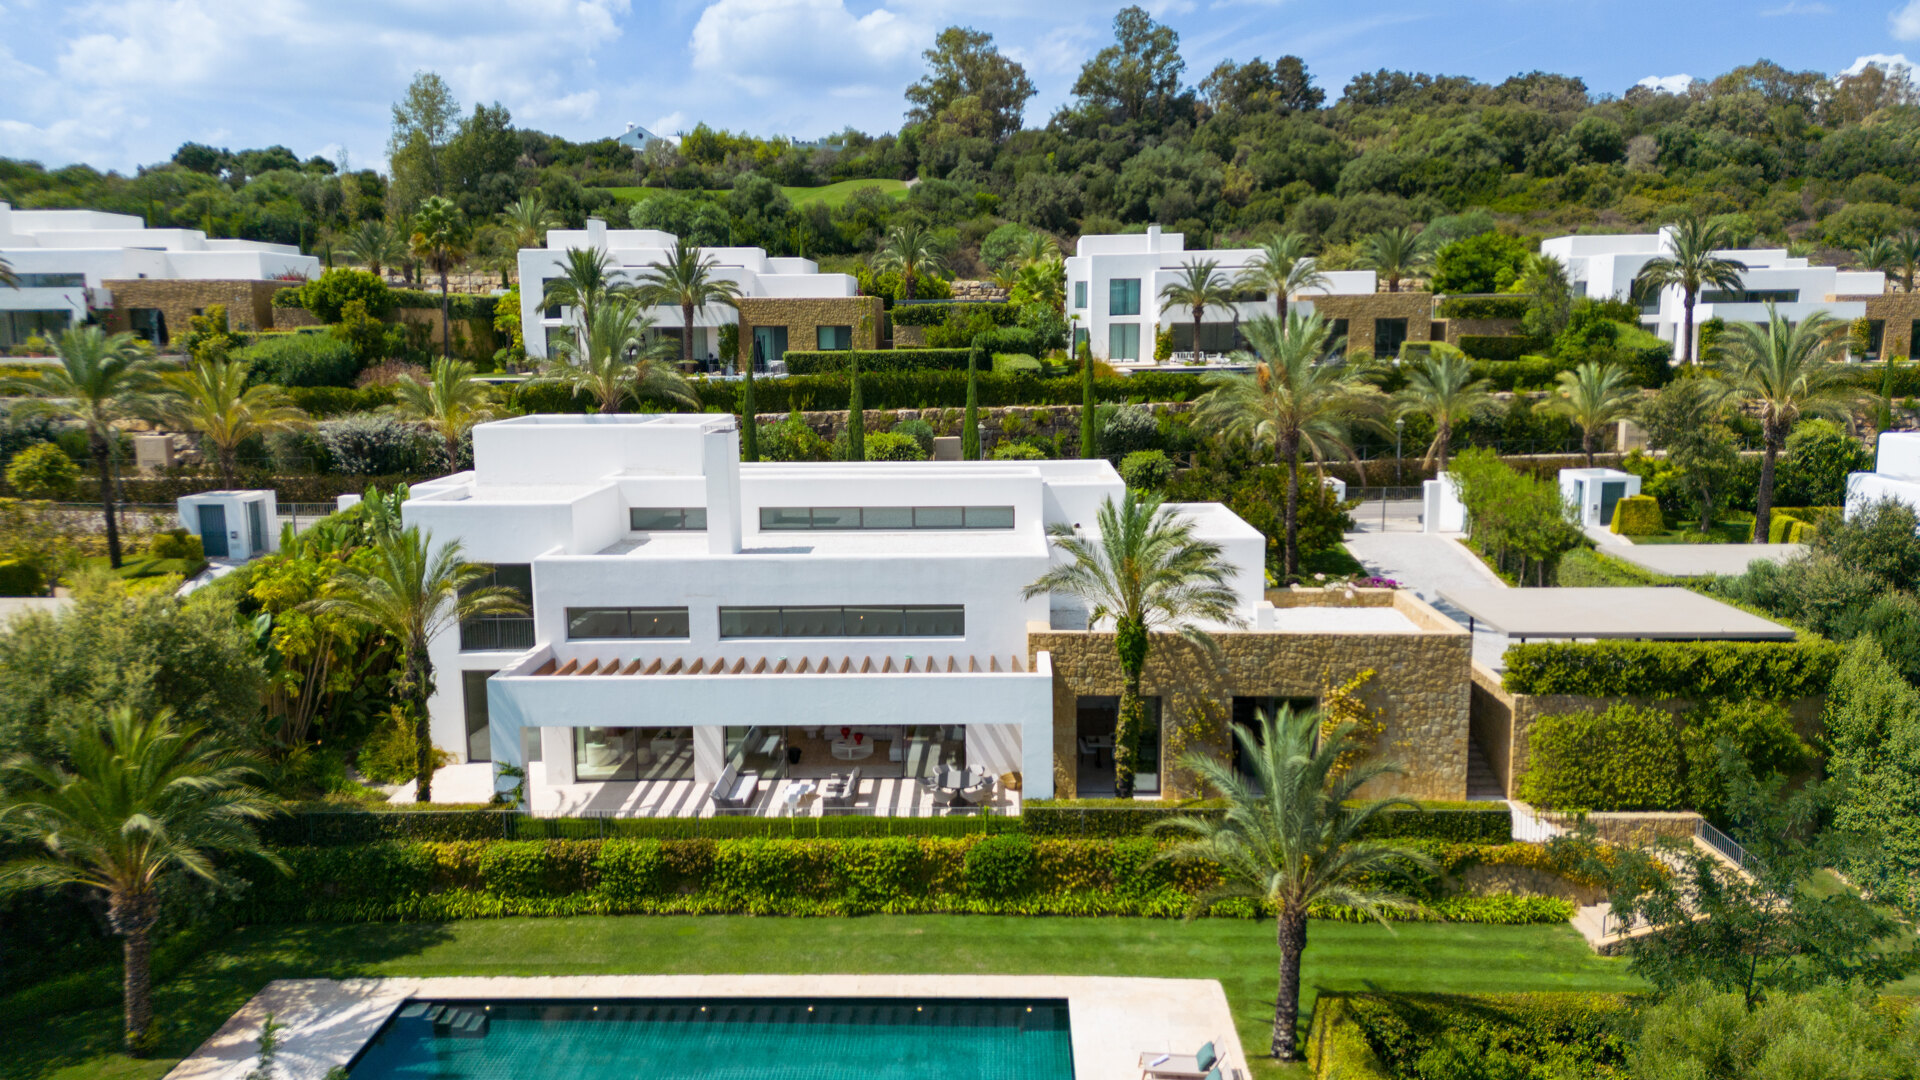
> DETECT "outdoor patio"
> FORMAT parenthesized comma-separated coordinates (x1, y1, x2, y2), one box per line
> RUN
(527, 764, 1023, 818)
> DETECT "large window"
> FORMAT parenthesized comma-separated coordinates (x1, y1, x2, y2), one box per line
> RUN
(719, 604, 964, 638)
(1169, 323, 1245, 354)
(629, 506, 707, 530)
(1373, 318, 1409, 357)
(817, 325, 852, 350)
(575, 726, 694, 782)
(1074, 281, 1088, 309)
(15, 273, 86, 288)
(1108, 323, 1140, 361)
(459, 564, 534, 651)
(462, 670, 496, 762)
(0, 309, 72, 347)
(1109, 278, 1141, 316)
(759, 505, 1014, 530)
(566, 607, 691, 640)
(1700, 288, 1799, 305)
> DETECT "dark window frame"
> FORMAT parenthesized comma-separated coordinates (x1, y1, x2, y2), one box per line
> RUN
(565, 606, 692, 640)
(718, 604, 965, 638)
(459, 564, 535, 652)
(758, 506, 1016, 531)
(629, 506, 708, 531)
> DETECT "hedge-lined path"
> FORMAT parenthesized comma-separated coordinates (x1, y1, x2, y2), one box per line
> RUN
(12, 916, 1642, 1080)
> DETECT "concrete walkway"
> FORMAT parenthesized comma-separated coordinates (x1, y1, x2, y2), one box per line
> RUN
(1344, 500, 1511, 669)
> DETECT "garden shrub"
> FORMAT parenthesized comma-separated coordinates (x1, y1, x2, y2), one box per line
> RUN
(1680, 699, 1812, 820)
(963, 834, 1035, 900)
(991, 353, 1042, 375)
(1119, 449, 1174, 490)
(976, 326, 1043, 358)
(149, 529, 204, 561)
(783, 349, 971, 375)
(686, 370, 1208, 414)
(1100, 406, 1159, 460)
(1437, 297, 1530, 320)
(888, 303, 1019, 328)
(1778, 418, 1872, 508)
(1608, 494, 1663, 535)
(285, 385, 398, 418)
(1823, 639, 1920, 913)
(889, 418, 935, 455)
(0, 558, 45, 597)
(1766, 506, 1825, 545)
(1457, 335, 1530, 363)
(4, 442, 79, 499)
(292, 268, 395, 322)
(357, 706, 447, 785)
(859, 430, 925, 461)
(1470, 355, 1568, 391)
(316, 414, 435, 476)
(1502, 639, 1841, 699)
(1517, 703, 1686, 811)
(990, 442, 1046, 460)
(1329, 993, 1634, 1080)
(236, 333, 362, 388)
(756, 415, 831, 462)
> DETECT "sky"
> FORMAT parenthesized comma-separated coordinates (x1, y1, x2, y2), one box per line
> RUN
(1, 0, 1916, 174)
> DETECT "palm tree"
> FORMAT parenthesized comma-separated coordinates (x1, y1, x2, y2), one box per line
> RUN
(392, 358, 494, 471)
(636, 237, 743, 366)
(1159, 259, 1238, 360)
(1237, 233, 1326, 321)
(0, 706, 284, 1054)
(873, 222, 947, 301)
(2, 327, 164, 567)
(1021, 492, 1243, 798)
(1392, 344, 1497, 473)
(1151, 707, 1432, 1061)
(0, 253, 17, 289)
(161, 358, 308, 488)
(1196, 313, 1381, 578)
(540, 296, 692, 413)
(1546, 361, 1640, 468)
(1857, 235, 1901, 278)
(410, 196, 471, 361)
(1707, 306, 1862, 541)
(1014, 231, 1061, 270)
(1634, 213, 1747, 365)
(1361, 226, 1433, 293)
(308, 528, 526, 803)
(541, 246, 631, 339)
(497, 196, 560, 259)
(339, 219, 406, 280)
(1893, 231, 1920, 293)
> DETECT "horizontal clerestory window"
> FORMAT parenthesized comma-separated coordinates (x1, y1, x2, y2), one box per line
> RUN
(1699, 288, 1800, 305)
(759, 506, 1014, 530)
(719, 605, 965, 638)
(566, 607, 692, 639)
(630, 506, 708, 530)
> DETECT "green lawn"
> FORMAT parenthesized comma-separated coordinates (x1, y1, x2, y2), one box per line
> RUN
(1297, 543, 1368, 581)
(13, 916, 1638, 1080)
(1627, 515, 1756, 545)
(78, 555, 205, 582)
(598, 179, 909, 210)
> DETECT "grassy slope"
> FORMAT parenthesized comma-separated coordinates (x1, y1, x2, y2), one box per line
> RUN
(15, 915, 1638, 1080)
(598, 179, 909, 210)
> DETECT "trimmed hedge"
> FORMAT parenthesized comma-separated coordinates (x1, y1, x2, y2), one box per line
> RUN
(1458, 335, 1532, 364)
(226, 837, 1580, 923)
(784, 349, 972, 375)
(1609, 494, 1664, 535)
(1767, 506, 1828, 544)
(1516, 703, 1685, 812)
(1317, 993, 1635, 1080)
(234, 333, 360, 388)
(285, 384, 399, 417)
(1471, 355, 1568, 390)
(890, 302, 1019, 328)
(1023, 804, 1512, 842)
(1437, 297, 1529, 320)
(390, 289, 498, 321)
(1503, 639, 1842, 699)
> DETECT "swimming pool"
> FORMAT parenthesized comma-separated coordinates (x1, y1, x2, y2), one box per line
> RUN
(347, 997, 1075, 1080)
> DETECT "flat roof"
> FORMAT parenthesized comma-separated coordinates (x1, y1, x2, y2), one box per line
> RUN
(1266, 607, 1423, 634)
(1606, 543, 1805, 578)
(1435, 587, 1796, 640)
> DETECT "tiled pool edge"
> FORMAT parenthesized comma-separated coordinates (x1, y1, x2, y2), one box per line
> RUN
(161, 974, 1249, 1080)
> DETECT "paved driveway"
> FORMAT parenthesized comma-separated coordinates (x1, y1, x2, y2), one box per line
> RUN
(1344, 500, 1511, 669)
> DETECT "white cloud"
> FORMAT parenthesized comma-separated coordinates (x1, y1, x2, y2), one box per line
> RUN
(1895, 0, 1920, 40)
(649, 112, 690, 140)
(688, 0, 927, 98)
(1637, 73, 1694, 94)
(1845, 52, 1917, 76)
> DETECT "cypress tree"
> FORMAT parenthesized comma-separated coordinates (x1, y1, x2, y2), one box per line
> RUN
(1080, 346, 1097, 459)
(739, 364, 759, 462)
(846, 349, 865, 461)
(963, 337, 982, 460)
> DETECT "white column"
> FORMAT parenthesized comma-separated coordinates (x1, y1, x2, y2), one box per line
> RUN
(694, 727, 726, 783)
(540, 727, 577, 784)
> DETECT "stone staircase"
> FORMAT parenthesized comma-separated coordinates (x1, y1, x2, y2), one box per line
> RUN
(1465, 740, 1504, 800)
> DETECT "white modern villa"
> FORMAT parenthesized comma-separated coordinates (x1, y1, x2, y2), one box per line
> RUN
(1065, 225, 1377, 360)
(0, 201, 318, 346)
(400, 413, 1474, 816)
(1541, 228, 1890, 358)
(516, 218, 862, 366)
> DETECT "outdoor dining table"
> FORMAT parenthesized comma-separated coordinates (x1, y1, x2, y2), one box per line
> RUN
(782, 780, 816, 817)
(830, 738, 874, 761)
(929, 767, 989, 808)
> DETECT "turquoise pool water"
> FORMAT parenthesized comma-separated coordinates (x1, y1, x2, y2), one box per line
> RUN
(348, 998, 1074, 1080)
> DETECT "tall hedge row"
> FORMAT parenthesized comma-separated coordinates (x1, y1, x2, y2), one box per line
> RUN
(228, 837, 1579, 924)
(1502, 640, 1842, 700)
(783, 349, 973, 375)
(504, 370, 1208, 416)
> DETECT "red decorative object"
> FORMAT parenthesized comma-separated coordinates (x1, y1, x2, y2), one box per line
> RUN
(841, 727, 851, 739)
(854, 732, 864, 744)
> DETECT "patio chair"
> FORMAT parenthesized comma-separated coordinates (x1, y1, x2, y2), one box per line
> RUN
(1138, 1040, 1219, 1080)
(822, 767, 861, 808)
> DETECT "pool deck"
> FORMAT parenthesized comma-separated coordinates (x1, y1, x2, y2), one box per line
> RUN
(163, 973, 1247, 1080)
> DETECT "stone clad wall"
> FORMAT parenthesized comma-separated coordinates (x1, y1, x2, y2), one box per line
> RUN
(738, 296, 885, 367)
(104, 279, 295, 339)
(1029, 592, 1471, 801)
(1307, 292, 1436, 355)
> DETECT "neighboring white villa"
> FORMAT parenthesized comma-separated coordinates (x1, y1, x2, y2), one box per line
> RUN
(0, 201, 318, 346)
(1541, 228, 1888, 358)
(1848, 431, 1920, 522)
(516, 219, 860, 364)
(1065, 225, 1377, 361)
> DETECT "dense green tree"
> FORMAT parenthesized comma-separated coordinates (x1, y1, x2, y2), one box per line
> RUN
(1022, 492, 1241, 798)
(1071, 6, 1186, 124)
(1429, 231, 1532, 293)
(387, 71, 460, 208)
(904, 27, 1035, 143)
(1637, 377, 1742, 531)
(1199, 55, 1322, 117)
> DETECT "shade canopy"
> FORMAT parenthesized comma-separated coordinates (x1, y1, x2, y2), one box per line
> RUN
(1435, 587, 1796, 641)
(1605, 543, 1804, 579)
